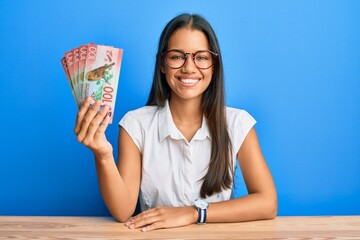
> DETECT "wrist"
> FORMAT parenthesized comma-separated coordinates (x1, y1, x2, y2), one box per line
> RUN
(94, 150, 114, 164)
(190, 206, 198, 224)
(194, 199, 209, 224)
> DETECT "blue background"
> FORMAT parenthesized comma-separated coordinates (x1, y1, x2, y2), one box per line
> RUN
(0, 0, 359, 216)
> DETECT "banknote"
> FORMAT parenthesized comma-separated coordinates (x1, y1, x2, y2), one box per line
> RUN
(64, 48, 80, 107)
(60, 57, 77, 103)
(61, 43, 123, 123)
(78, 44, 88, 104)
(72, 47, 80, 106)
(83, 44, 123, 123)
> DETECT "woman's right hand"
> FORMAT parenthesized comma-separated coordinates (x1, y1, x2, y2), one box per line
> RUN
(74, 97, 113, 158)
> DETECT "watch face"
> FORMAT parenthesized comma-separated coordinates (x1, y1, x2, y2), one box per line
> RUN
(195, 199, 209, 209)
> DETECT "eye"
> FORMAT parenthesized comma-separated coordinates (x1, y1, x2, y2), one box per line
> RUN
(170, 55, 185, 60)
(196, 55, 209, 61)
(167, 51, 186, 61)
(195, 52, 212, 62)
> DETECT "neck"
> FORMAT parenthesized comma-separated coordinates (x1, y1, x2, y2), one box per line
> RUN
(169, 97, 203, 124)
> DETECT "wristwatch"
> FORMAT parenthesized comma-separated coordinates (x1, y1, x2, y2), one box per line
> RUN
(194, 199, 209, 224)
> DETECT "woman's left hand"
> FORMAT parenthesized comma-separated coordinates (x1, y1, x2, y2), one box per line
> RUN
(125, 206, 198, 231)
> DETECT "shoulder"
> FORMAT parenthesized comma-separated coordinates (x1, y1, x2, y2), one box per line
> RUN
(225, 106, 257, 151)
(119, 105, 159, 127)
(225, 106, 256, 128)
(119, 105, 160, 152)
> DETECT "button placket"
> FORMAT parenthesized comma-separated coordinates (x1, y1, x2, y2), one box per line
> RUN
(183, 140, 193, 205)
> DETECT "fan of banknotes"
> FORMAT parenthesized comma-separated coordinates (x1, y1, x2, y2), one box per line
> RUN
(61, 43, 123, 123)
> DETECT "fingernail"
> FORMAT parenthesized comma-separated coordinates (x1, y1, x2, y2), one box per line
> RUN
(125, 221, 130, 226)
(141, 227, 147, 232)
(129, 224, 135, 229)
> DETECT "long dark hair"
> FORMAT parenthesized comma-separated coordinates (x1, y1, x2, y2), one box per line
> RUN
(146, 14, 233, 198)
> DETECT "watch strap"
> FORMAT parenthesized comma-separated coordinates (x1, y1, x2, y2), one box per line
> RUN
(197, 208, 207, 224)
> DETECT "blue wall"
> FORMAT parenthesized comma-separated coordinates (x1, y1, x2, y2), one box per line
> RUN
(0, 0, 359, 216)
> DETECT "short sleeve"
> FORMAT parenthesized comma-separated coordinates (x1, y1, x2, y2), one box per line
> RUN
(119, 112, 144, 152)
(226, 108, 257, 154)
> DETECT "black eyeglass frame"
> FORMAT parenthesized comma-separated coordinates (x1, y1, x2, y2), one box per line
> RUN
(161, 49, 219, 70)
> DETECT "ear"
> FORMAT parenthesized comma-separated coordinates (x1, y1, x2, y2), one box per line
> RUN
(157, 53, 166, 73)
(160, 65, 166, 73)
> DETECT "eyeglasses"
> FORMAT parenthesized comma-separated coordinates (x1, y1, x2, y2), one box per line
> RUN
(161, 49, 218, 70)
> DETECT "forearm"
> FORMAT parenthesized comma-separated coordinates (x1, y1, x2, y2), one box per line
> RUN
(74, 100, 137, 222)
(210, 127, 278, 223)
(94, 153, 136, 222)
(125, 194, 277, 232)
(207, 193, 277, 223)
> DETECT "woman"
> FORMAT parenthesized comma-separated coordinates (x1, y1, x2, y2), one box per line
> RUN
(74, 13, 277, 232)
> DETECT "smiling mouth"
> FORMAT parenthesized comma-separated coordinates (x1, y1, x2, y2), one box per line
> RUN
(179, 78, 199, 85)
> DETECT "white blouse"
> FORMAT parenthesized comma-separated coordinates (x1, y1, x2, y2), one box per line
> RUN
(119, 100, 256, 211)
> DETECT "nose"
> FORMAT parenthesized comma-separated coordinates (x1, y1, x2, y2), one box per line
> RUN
(181, 53, 197, 72)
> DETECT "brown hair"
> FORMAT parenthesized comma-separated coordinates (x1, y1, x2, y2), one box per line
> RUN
(146, 13, 233, 198)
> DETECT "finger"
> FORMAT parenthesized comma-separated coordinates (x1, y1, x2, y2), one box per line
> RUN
(85, 105, 110, 138)
(96, 111, 111, 134)
(76, 100, 101, 142)
(131, 208, 158, 222)
(141, 221, 163, 232)
(74, 97, 92, 135)
(128, 210, 161, 229)
(124, 217, 134, 227)
(129, 215, 161, 229)
(76, 100, 102, 142)
(81, 106, 110, 146)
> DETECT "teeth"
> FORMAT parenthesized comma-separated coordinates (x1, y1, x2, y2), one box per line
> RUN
(180, 79, 198, 84)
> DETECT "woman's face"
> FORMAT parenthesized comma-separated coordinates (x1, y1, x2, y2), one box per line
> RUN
(162, 27, 213, 102)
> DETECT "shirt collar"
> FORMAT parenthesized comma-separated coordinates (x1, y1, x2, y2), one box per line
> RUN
(158, 100, 211, 142)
